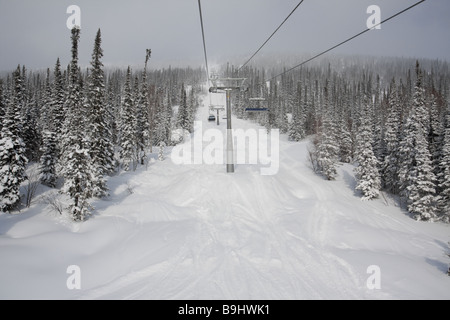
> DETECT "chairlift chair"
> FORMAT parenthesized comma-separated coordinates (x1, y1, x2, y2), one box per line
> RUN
(245, 97, 268, 112)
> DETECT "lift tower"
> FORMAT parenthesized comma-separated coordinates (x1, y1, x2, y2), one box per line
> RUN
(209, 77, 247, 173)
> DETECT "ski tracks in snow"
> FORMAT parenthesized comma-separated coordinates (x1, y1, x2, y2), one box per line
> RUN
(81, 128, 368, 300)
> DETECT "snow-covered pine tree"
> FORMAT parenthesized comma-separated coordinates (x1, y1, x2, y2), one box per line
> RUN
(0, 80, 4, 133)
(407, 129, 437, 221)
(40, 69, 53, 128)
(316, 116, 339, 180)
(164, 89, 173, 144)
(154, 88, 169, 145)
(372, 75, 385, 163)
(278, 99, 289, 134)
(354, 96, 381, 200)
(187, 87, 198, 132)
(39, 130, 58, 187)
(398, 116, 417, 202)
(304, 82, 317, 136)
(105, 71, 121, 146)
(158, 141, 166, 161)
(338, 102, 352, 163)
(21, 68, 40, 162)
(52, 58, 66, 138)
(266, 80, 278, 132)
(87, 29, 114, 197)
(177, 83, 190, 133)
(316, 84, 339, 180)
(0, 67, 28, 212)
(438, 102, 450, 222)
(0, 135, 28, 212)
(38, 69, 58, 187)
(288, 83, 305, 142)
(398, 62, 437, 221)
(428, 93, 444, 192)
(382, 79, 402, 194)
(60, 27, 94, 221)
(120, 67, 137, 171)
(135, 50, 151, 165)
(9, 66, 25, 139)
(288, 106, 304, 142)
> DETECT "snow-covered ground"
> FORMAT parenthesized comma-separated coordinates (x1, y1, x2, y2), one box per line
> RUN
(0, 89, 449, 300)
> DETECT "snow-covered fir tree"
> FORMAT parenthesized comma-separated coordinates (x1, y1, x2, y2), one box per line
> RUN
(188, 87, 198, 132)
(338, 113, 352, 163)
(158, 141, 166, 161)
(398, 62, 437, 221)
(398, 117, 417, 201)
(9, 66, 25, 139)
(288, 105, 304, 141)
(428, 93, 444, 188)
(316, 85, 339, 180)
(60, 27, 95, 221)
(354, 97, 381, 200)
(0, 134, 28, 212)
(407, 130, 437, 221)
(0, 80, 4, 133)
(120, 67, 137, 171)
(177, 83, 190, 133)
(136, 50, 151, 165)
(316, 117, 339, 180)
(22, 67, 41, 162)
(154, 89, 169, 145)
(288, 83, 305, 142)
(38, 68, 58, 187)
(40, 69, 53, 128)
(39, 130, 58, 188)
(382, 79, 402, 194)
(87, 29, 114, 197)
(0, 67, 28, 212)
(52, 58, 66, 138)
(266, 81, 278, 131)
(438, 102, 450, 222)
(162, 89, 173, 144)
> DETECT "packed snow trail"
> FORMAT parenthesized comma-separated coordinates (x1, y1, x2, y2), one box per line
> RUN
(0, 88, 449, 299)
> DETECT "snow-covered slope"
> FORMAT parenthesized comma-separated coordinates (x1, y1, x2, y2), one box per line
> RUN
(0, 90, 449, 300)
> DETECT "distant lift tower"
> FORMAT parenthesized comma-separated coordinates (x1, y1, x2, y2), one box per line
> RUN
(209, 77, 247, 173)
(209, 105, 225, 125)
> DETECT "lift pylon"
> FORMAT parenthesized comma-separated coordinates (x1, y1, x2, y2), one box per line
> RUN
(209, 105, 225, 125)
(209, 77, 247, 173)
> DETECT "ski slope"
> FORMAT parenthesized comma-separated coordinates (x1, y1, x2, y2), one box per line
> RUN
(0, 90, 449, 300)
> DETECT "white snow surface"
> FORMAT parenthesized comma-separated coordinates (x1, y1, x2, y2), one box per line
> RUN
(1, 89, 449, 300)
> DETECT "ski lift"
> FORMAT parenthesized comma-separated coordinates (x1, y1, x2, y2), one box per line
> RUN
(209, 105, 225, 112)
(245, 98, 268, 112)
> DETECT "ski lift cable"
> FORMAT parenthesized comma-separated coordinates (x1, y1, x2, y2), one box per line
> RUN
(197, 0, 212, 104)
(263, 0, 426, 84)
(238, 0, 306, 72)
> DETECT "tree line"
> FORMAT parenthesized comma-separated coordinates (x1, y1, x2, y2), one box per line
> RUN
(231, 57, 449, 223)
(0, 27, 202, 220)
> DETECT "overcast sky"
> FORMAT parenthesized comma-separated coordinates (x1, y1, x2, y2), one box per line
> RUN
(0, 0, 449, 72)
